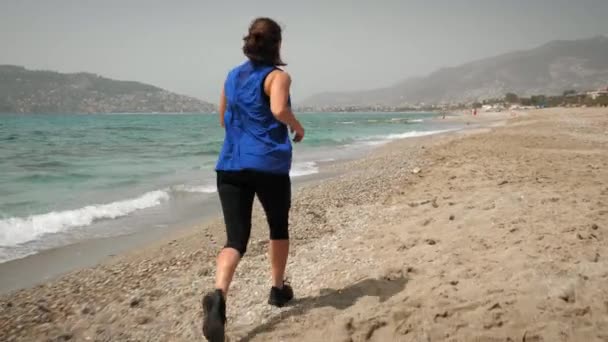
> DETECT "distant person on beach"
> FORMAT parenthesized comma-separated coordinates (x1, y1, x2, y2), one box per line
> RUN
(201, 17, 305, 342)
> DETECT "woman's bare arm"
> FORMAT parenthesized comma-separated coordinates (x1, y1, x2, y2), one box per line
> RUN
(218, 87, 226, 128)
(267, 71, 304, 142)
(268, 72, 296, 125)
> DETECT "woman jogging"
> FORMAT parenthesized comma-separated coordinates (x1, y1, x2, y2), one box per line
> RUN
(202, 17, 304, 342)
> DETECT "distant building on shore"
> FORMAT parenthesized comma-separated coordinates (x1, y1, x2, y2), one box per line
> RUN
(587, 87, 608, 100)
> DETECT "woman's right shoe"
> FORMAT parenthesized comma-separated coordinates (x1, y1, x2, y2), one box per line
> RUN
(268, 283, 294, 307)
(202, 289, 226, 342)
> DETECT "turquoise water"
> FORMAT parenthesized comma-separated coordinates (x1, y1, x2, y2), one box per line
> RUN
(0, 112, 457, 262)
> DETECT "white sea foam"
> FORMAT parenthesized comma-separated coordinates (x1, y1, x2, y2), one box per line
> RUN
(172, 184, 217, 194)
(361, 129, 453, 146)
(290, 161, 319, 177)
(0, 161, 323, 250)
(384, 129, 452, 140)
(0, 190, 170, 247)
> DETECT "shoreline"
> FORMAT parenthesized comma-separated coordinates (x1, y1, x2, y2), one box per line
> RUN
(0, 168, 339, 295)
(0, 114, 465, 294)
(0, 111, 453, 267)
(3, 107, 605, 341)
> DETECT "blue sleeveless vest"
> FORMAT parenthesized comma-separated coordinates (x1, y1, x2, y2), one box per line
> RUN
(215, 61, 292, 174)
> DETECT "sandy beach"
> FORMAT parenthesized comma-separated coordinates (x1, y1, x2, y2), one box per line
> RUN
(1, 107, 607, 341)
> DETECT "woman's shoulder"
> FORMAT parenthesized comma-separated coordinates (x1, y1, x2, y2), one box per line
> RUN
(267, 68, 291, 83)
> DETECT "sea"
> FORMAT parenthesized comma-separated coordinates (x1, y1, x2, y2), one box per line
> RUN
(0, 112, 461, 263)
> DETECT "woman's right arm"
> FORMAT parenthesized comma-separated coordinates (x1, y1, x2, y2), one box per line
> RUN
(268, 71, 304, 142)
(218, 87, 226, 128)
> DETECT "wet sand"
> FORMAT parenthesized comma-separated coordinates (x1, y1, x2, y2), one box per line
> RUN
(1, 107, 607, 341)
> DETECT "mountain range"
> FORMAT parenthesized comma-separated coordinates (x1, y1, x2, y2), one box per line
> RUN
(3, 36, 607, 112)
(302, 36, 608, 107)
(0, 65, 215, 114)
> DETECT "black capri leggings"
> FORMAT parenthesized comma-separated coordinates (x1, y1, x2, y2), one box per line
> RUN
(216, 170, 291, 256)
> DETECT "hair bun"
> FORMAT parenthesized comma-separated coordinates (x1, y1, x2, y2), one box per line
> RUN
(242, 17, 286, 66)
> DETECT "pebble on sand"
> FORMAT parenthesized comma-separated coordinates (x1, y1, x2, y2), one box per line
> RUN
(129, 297, 142, 308)
(80, 305, 94, 315)
(556, 282, 576, 303)
(135, 316, 152, 325)
(55, 333, 73, 341)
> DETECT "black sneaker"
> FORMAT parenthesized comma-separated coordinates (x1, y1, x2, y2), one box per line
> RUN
(268, 282, 294, 307)
(202, 289, 226, 342)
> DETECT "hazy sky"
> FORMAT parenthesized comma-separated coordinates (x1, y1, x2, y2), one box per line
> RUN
(1, 0, 607, 102)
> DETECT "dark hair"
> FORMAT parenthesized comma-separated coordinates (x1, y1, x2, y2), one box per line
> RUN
(243, 17, 286, 66)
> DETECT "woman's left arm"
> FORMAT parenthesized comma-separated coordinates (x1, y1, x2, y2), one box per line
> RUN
(219, 87, 226, 128)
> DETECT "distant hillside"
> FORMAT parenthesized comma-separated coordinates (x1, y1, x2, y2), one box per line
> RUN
(302, 36, 608, 107)
(0, 66, 215, 113)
